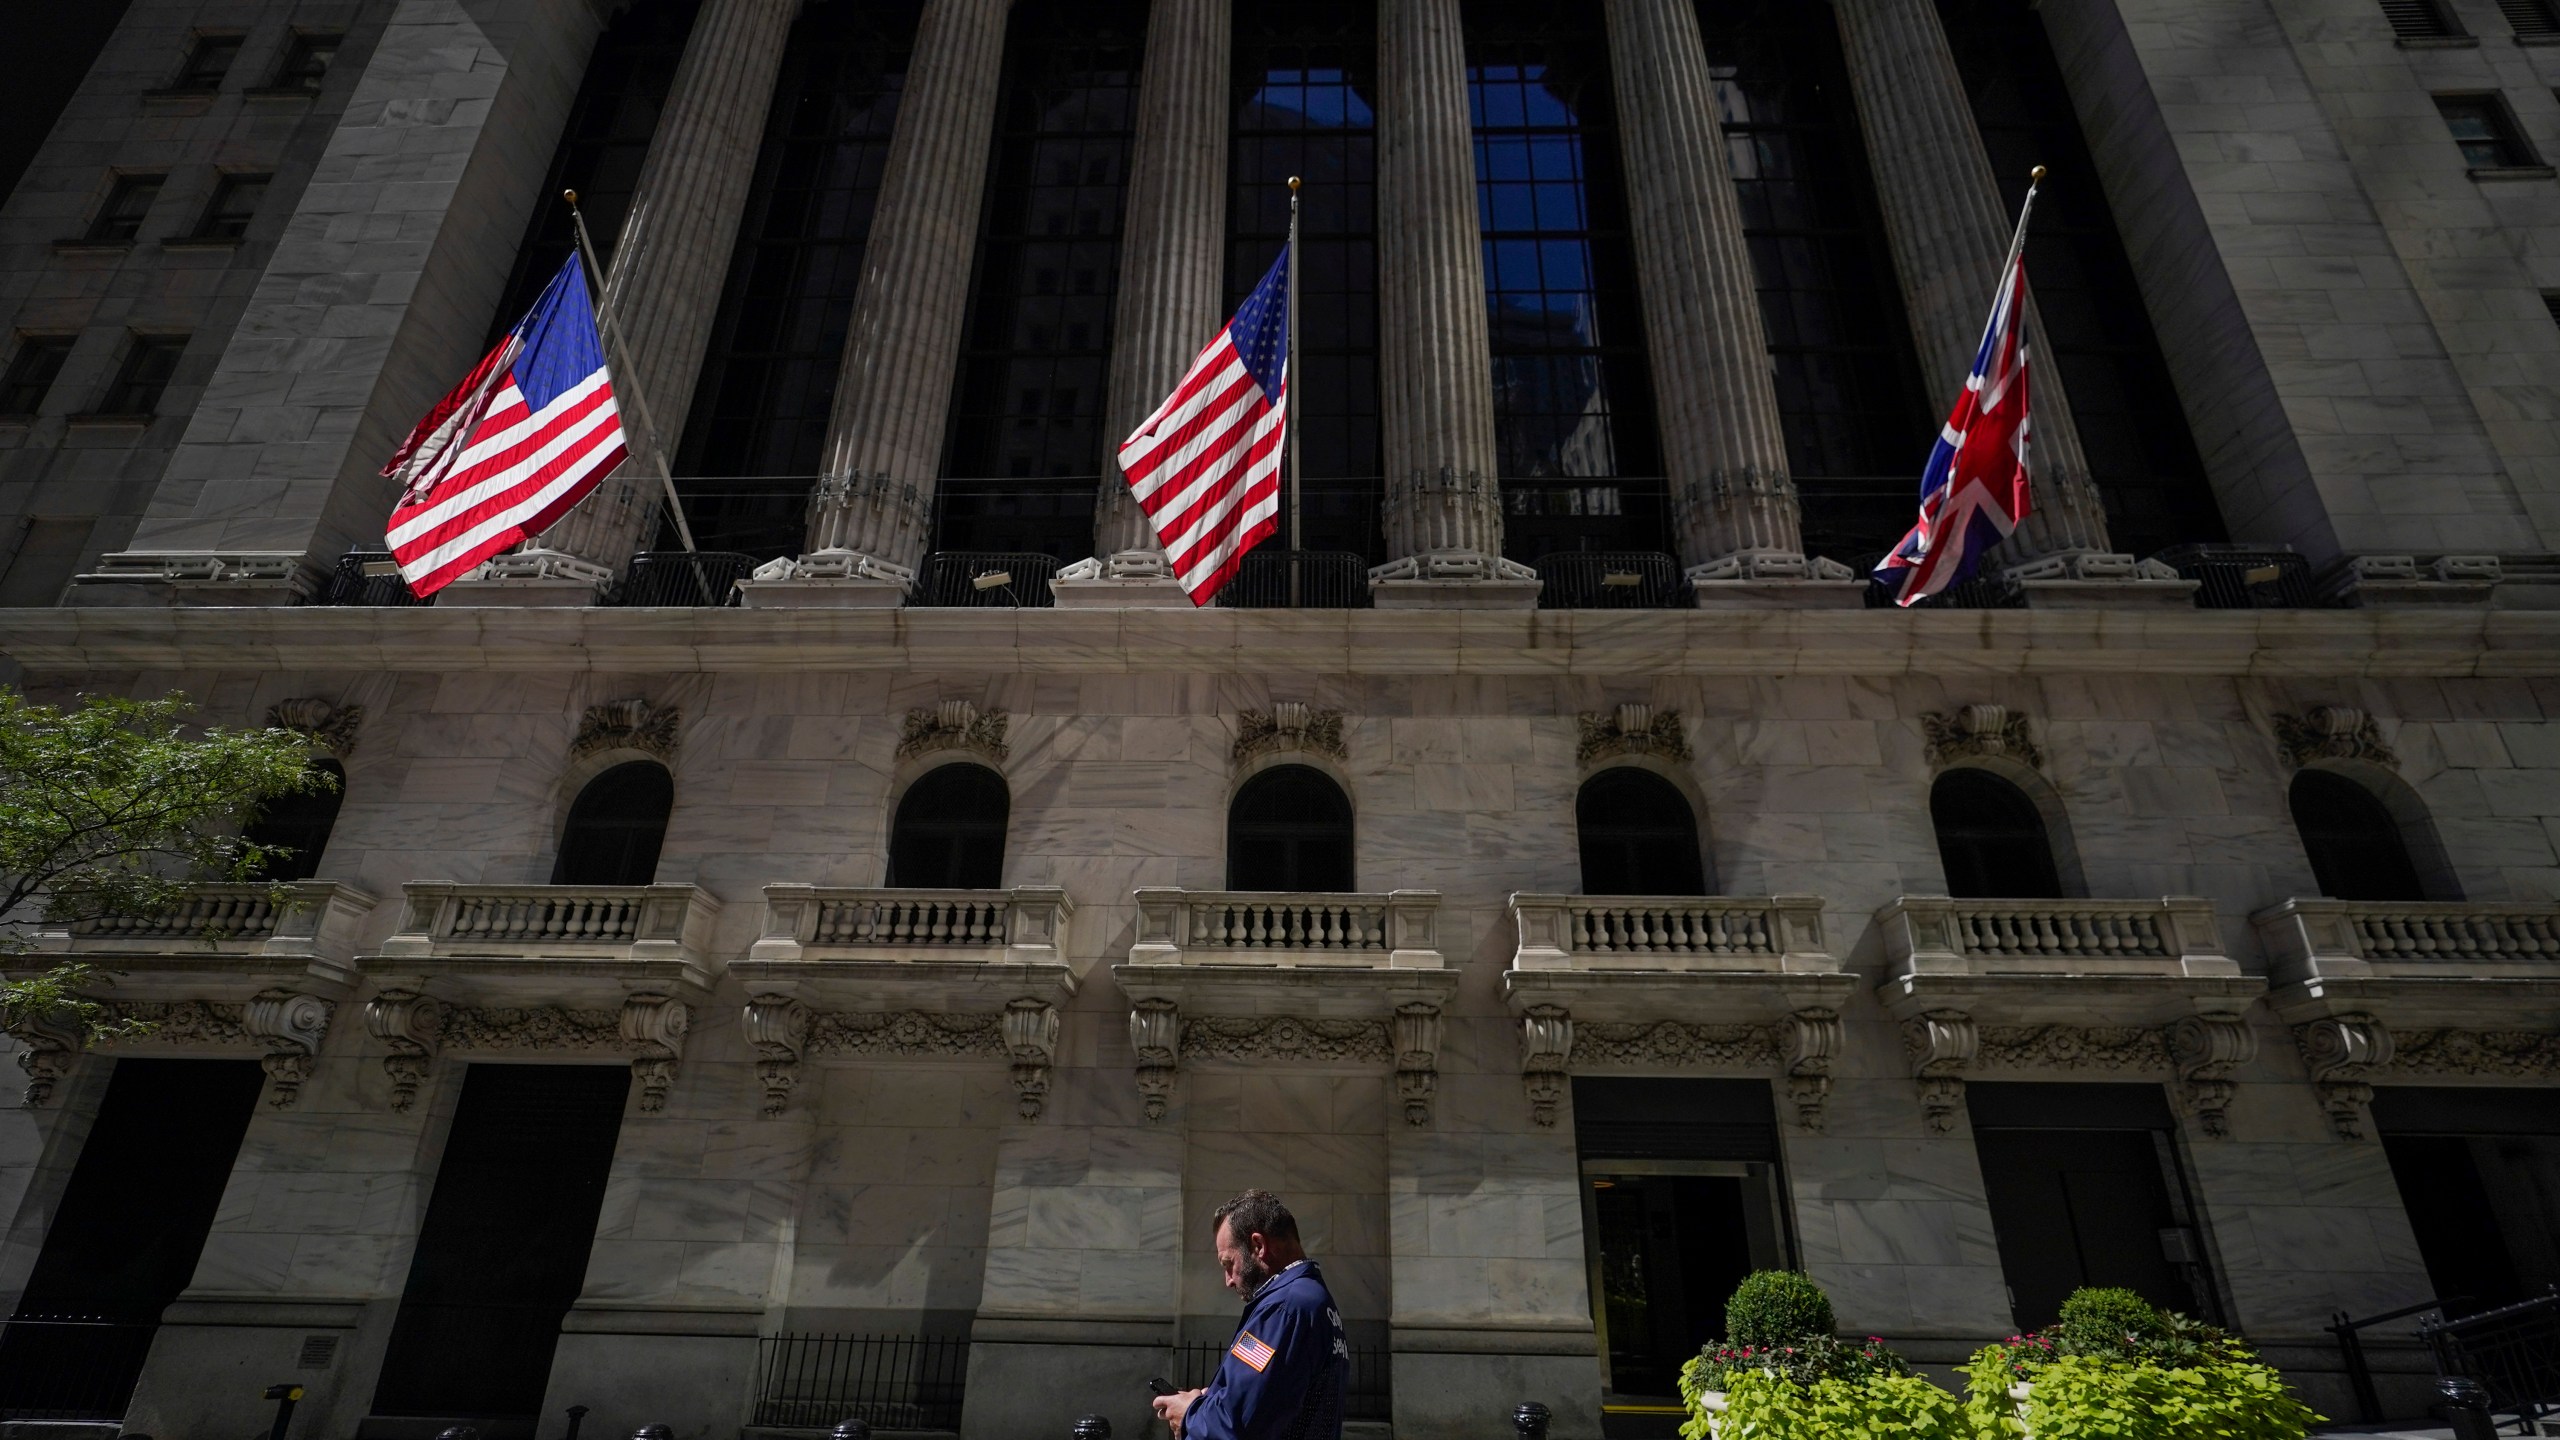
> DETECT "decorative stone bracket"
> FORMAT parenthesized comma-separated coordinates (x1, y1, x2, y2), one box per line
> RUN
(2295, 1014, 2392, 1140)
(1519, 1006, 1573, 1126)
(2169, 1013, 2257, 1139)
(1575, 704, 1689, 765)
(619, 993, 690, 1114)
(1130, 999, 1179, 1120)
(745, 995, 811, 1118)
(268, 698, 365, 756)
(1235, 703, 1347, 764)
(5, 1006, 89, 1107)
(1004, 999, 1061, 1121)
(1904, 1010, 1978, 1135)
(1393, 1003, 1442, 1127)
(246, 990, 334, 1109)
(1922, 705, 2041, 769)
(2273, 707, 2395, 770)
(573, 699, 682, 765)
(898, 700, 1009, 763)
(1783, 1008, 1843, 1133)
(363, 989, 444, 1112)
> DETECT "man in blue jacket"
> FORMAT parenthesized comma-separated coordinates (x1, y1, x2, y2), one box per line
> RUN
(1154, 1190, 1348, 1440)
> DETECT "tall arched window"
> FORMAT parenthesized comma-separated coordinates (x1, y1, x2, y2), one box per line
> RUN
(2290, 769, 2431, 903)
(1931, 768, 2062, 899)
(245, 758, 346, 883)
(1577, 768, 1708, 896)
(552, 762, 674, 886)
(887, 764, 1010, 888)
(1229, 765, 1354, 892)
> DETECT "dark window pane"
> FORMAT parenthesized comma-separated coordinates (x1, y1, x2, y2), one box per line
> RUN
(1930, 767, 2062, 899)
(0, 337, 74, 414)
(552, 761, 674, 886)
(97, 335, 186, 415)
(244, 758, 346, 883)
(194, 172, 270, 239)
(86, 174, 164, 243)
(1228, 764, 1354, 892)
(2289, 769, 2431, 903)
(2434, 94, 2534, 168)
(176, 34, 243, 89)
(1577, 768, 1708, 896)
(886, 763, 1011, 887)
(272, 32, 342, 91)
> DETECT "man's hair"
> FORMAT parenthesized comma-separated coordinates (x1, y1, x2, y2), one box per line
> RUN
(1212, 1189, 1299, 1247)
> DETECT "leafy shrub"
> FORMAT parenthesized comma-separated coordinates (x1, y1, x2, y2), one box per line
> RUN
(1962, 1352, 2323, 1440)
(1683, 1334, 1908, 1394)
(2053, 1287, 2168, 1349)
(1724, 1270, 1837, 1349)
(1680, 1369, 1967, 1440)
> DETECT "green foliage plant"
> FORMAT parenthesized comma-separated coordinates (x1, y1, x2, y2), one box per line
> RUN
(1679, 1273, 1961, 1440)
(1723, 1270, 1837, 1350)
(1967, 1288, 2322, 1440)
(1681, 1369, 1968, 1440)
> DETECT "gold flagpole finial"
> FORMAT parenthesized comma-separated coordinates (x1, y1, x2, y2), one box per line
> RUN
(2029, 165, 2047, 183)
(563, 188, 579, 206)
(1288, 175, 1302, 192)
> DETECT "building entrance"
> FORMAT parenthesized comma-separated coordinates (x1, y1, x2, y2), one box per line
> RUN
(2373, 1087, 2560, 1311)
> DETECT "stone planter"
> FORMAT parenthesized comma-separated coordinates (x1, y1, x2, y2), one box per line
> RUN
(1696, 1390, 1727, 1439)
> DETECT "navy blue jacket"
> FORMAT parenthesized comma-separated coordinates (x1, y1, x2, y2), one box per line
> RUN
(1182, 1259, 1347, 1440)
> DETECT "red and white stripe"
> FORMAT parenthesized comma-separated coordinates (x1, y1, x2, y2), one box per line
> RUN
(1117, 340, 1287, 605)
(385, 362, 628, 596)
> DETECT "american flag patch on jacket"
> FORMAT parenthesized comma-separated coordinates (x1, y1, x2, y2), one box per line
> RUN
(1230, 1331, 1275, 1372)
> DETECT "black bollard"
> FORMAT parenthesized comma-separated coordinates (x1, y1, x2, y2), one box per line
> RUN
(2439, 1376, 2497, 1440)
(830, 1422, 871, 1440)
(1512, 1403, 1551, 1440)
(261, 1384, 304, 1440)
(564, 1407, 589, 1440)
(1072, 1415, 1112, 1440)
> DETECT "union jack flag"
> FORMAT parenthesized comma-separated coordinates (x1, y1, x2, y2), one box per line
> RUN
(1876, 182, 2041, 607)
(382, 256, 630, 597)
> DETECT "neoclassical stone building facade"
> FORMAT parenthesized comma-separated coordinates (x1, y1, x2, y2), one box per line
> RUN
(2, 0, 2560, 1439)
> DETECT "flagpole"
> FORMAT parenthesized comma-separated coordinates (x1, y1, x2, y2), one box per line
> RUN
(565, 189, 700, 556)
(1285, 176, 1302, 607)
(2000, 165, 2045, 299)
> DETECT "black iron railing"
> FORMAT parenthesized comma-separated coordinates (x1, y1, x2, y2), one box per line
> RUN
(1532, 551, 1689, 609)
(2330, 1296, 2465, 1423)
(607, 550, 753, 607)
(2152, 543, 2318, 609)
(1851, 553, 2025, 609)
(0, 1316, 157, 1421)
(1172, 1340, 1389, 1423)
(2421, 1287, 2560, 1429)
(1214, 550, 1371, 609)
(914, 551, 1067, 607)
(751, 1333, 969, 1430)
(318, 551, 430, 607)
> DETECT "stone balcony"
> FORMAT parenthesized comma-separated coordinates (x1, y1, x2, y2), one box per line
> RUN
(26, 880, 376, 997)
(733, 883, 1077, 1011)
(2255, 897, 2560, 1028)
(365, 881, 723, 1001)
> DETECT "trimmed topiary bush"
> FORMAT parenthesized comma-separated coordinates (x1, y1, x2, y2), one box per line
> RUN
(1724, 1270, 1836, 1350)
(2052, 1287, 2168, 1351)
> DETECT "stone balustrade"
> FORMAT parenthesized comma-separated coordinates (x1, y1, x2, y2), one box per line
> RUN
(1876, 894, 2235, 980)
(1509, 893, 1833, 972)
(375, 882, 721, 972)
(1127, 888, 1443, 968)
(2254, 898, 2560, 985)
(747, 884, 1073, 967)
(35, 880, 376, 970)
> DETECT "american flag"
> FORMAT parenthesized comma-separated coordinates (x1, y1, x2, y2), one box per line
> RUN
(1875, 184, 2039, 607)
(1116, 245, 1290, 605)
(383, 256, 630, 597)
(1229, 1331, 1275, 1373)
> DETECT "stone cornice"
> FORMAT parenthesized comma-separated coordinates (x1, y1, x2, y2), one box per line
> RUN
(5, 606, 2560, 678)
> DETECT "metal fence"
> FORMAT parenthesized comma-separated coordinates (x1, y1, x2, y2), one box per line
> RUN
(751, 1333, 970, 1431)
(317, 550, 430, 607)
(1172, 1340, 1389, 1423)
(1213, 550, 1371, 609)
(2421, 1287, 2560, 1428)
(0, 1316, 157, 1421)
(914, 551, 1067, 607)
(2152, 543, 2318, 609)
(1532, 551, 1689, 609)
(607, 550, 753, 607)
(1851, 554, 2026, 609)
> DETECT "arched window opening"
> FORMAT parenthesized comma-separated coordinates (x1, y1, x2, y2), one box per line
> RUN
(1931, 768, 2062, 900)
(1228, 765, 1354, 892)
(244, 758, 346, 883)
(887, 764, 1011, 889)
(552, 762, 674, 887)
(2290, 769, 2431, 903)
(1577, 768, 1708, 896)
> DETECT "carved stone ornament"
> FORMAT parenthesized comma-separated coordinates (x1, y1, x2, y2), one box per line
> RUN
(2294, 1014, 2392, 1141)
(573, 699, 682, 765)
(268, 697, 364, 756)
(1181, 1016, 1392, 1064)
(108, 999, 252, 1047)
(1520, 1006, 1573, 1127)
(1004, 999, 1061, 1122)
(744, 995, 811, 1119)
(2170, 1013, 2258, 1139)
(1576, 704, 1689, 765)
(1131, 1000, 1180, 1121)
(1572, 1021, 1779, 1070)
(1234, 703, 1348, 764)
(1394, 1003, 1441, 1128)
(4, 1005, 88, 1107)
(807, 1010, 1005, 1058)
(1922, 704, 2041, 769)
(440, 1005, 624, 1052)
(2273, 707, 2395, 770)
(1785, 1009, 1844, 1134)
(1976, 1025, 2173, 1073)
(363, 989, 444, 1113)
(246, 989, 334, 1109)
(1902, 1010, 1978, 1135)
(897, 700, 1009, 763)
(2386, 1028, 2560, 1078)
(618, 993, 689, 1115)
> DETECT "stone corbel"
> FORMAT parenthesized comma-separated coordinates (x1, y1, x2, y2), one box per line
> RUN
(268, 697, 365, 756)
(1393, 1003, 1442, 1127)
(1905, 1010, 1977, 1135)
(898, 700, 1009, 763)
(744, 995, 810, 1118)
(1520, 1006, 1573, 1127)
(1921, 705, 2041, 769)
(5, 1005, 88, 1107)
(1783, 1008, 1844, 1133)
(1235, 703, 1348, 764)
(620, 993, 690, 1115)
(1004, 999, 1061, 1121)
(2170, 1012, 2258, 1139)
(1575, 704, 1689, 764)
(2295, 1014, 2392, 1141)
(247, 989, 334, 1109)
(363, 989, 444, 1113)
(574, 699, 681, 765)
(2272, 707, 2395, 770)
(1130, 1000, 1179, 1120)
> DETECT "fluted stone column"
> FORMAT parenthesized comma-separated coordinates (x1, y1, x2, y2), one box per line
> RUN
(1372, 0, 1536, 605)
(1831, 0, 2120, 576)
(1060, 0, 1231, 605)
(471, 0, 802, 600)
(1606, 0, 1856, 606)
(745, 0, 1014, 606)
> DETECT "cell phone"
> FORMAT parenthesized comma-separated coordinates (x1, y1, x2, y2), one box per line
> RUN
(1148, 1377, 1177, 1397)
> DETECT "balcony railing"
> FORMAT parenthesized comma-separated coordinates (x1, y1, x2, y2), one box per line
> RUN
(749, 884, 1072, 966)
(316, 550, 428, 607)
(2255, 898, 2560, 986)
(751, 1333, 969, 1431)
(2154, 543, 2318, 609)
(374, 882, 720, 965)
(914, 550, 1067, 607)
(1212, 549, 1371, 608)
(1128, 887, 1443, 968)
(608, 550, 753, 607)
(35, 880, 375, 961)
(1509, 893, 1833, 972)
(1532, 550, 1690, 609)
(1877, 895, 2233, 977)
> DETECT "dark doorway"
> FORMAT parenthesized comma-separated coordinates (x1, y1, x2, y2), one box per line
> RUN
(2289, 770, 2433, 904)
(369, 1064, 629, 1437)
(0, 1058, 263, 1421)
(245, 758, 346, 882)
(1930, 768, 2063, 899)
(552, 762, 674, 886)
(1577, 769, 1709, 896)
(1969, 1083, 2209, 1331)
(886, 764, 1010, 888)
(2373, 1087, 2560, 1312)
(1228, 765, 1355, 892)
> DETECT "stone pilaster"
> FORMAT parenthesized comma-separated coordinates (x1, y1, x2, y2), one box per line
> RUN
(1831, 0, 2117, 573)
(754, 0, 1015, 604)
(1372, 0, 1536, 605)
